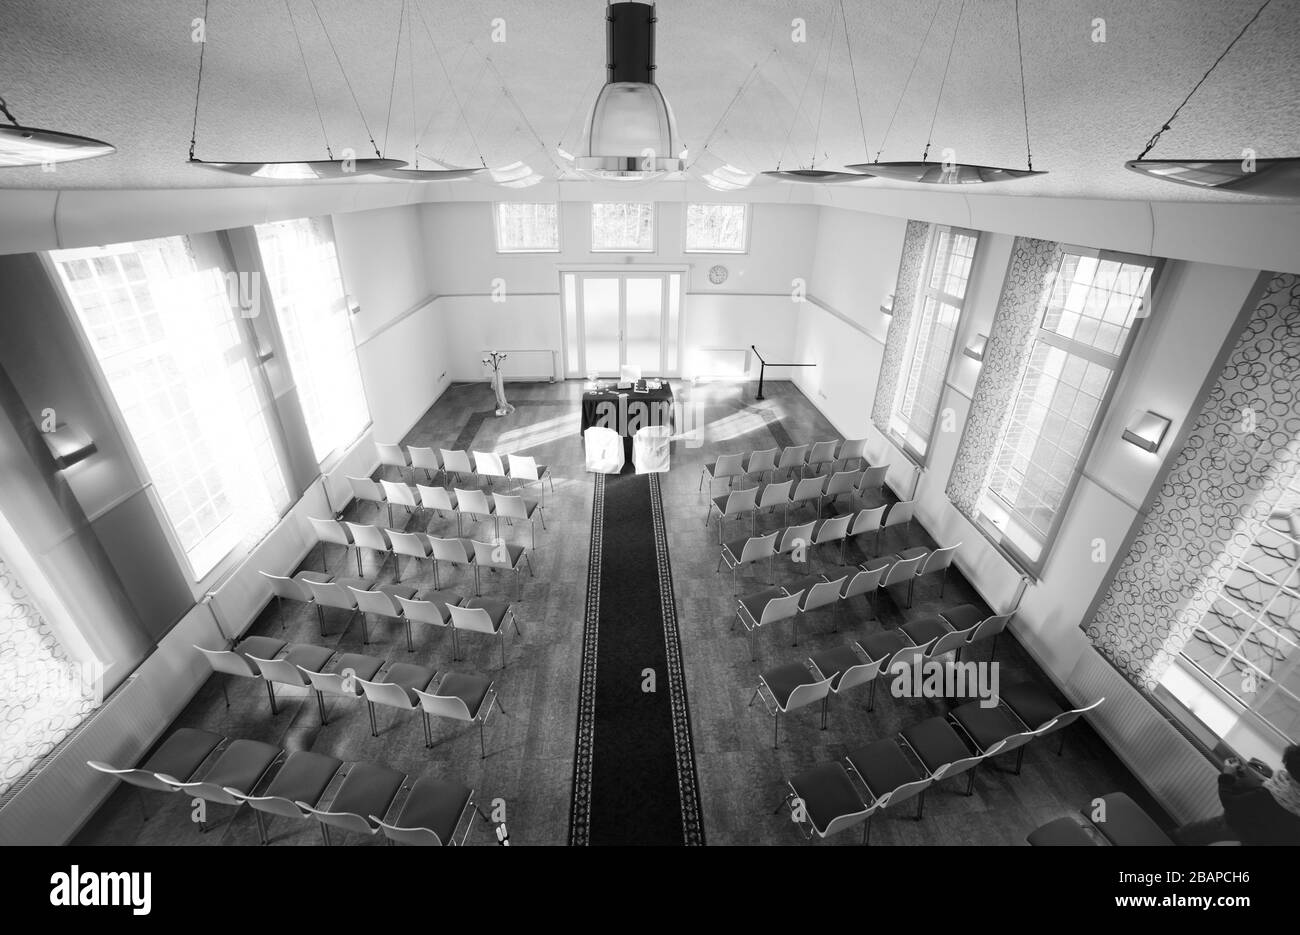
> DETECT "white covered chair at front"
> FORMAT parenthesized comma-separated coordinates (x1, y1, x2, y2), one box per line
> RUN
(632, 424, 671, 474)
(584, 426, 625, 474)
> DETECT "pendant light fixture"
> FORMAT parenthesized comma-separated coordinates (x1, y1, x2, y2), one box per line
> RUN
(0, 96, 115, 168)
(762, 5, 871, 184)
(575, 1, 685, 180)
(1125, 0, 1299, 196)
(848, 0, 1046, 184)
(188, 0, 405, 180)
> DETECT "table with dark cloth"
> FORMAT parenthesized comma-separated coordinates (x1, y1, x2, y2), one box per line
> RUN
(579, 383, 675, 437)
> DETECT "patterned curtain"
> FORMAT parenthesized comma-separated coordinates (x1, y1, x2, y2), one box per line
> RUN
(946, 237, 1064, 519)
(1086, 273, 1300, 690)
(871, 220, 931, 432)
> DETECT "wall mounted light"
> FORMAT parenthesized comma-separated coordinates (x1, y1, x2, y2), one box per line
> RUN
(43, 422, 97, 470)
(962, 333, 989, 362)
(1122, 410, 1172, 453)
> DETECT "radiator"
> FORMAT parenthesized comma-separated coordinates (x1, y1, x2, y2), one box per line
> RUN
(479, 349, 558, 382)
(1065, 647, 1221, 824)
(693, 347, 750, 379)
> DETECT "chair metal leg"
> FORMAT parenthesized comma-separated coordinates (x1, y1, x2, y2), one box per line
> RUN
(423, 711, 432, 749)
(316, 690, 328, 724)
(773, 712, 779, 749)
(277, 595, 285, 630)
(500, 633, 506, 669)
(916, 789, 926, 820)
(1015, 745, 1026, 775)
(479, 720, 486, 759)
(360, 612, 370, 645)
(868, 677, 877, 712)
(748, 686, 760, 707)
(387, 503, 394, 527)
(266, 679, 278, 715)
(864, 815, 873, 845)
(321, 824, 331, 846)
(255, 809, 268, 845)
(354, 546, 362, 576)
(317, 604, 327, 637)
(367, 700, 378, 737)
(966, 767, 976, 796)
(405, 619, 413, 653)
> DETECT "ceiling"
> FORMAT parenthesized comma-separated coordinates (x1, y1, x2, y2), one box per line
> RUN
(1, 0, 1298, 201)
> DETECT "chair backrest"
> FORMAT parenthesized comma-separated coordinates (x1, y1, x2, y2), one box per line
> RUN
(824, 470, 859, 496)
(889, 642, 932, 672)
(455, 487, 491, 515)
(712, 452, 747, 477)
(414, 687, 474, 722)
(882, 553, 926, 588)
(723, 487, 759, 514)
(374, 818, 447, 846)
(304, 579, 361, 610)
(506, 454, 541, 481)
(260, 571, 309, 602)
(757, 480, 793, 508)
(429, 536, 473, 564)
(194, 645, 258, 678)
(848, 504, 888, 536)
(356, 677, 418, 711)
(746, 447, 779, 474)
(808, 440, 839, 464)
(417, 484, 455, 511)
(441, 449, 473, 473)
(929, 749, 983, 781)
(492, 493, 529, 520)
(86, 761, 181, 794)
(345, 522, 390, 552)
(883, 499, 915, 528)
(813, 514, 851, 543)
(351, 586, 401, 617)
(303, 667, 359, 697)
(583, 426, 621, 454)
(473, 451, 507, 477)
(409, 446, 442, 471)
(784, 674, 835, 712)
(760, 591, 804, 624)
(635, 424, 672, 444)
(929, 624, 978, 657)
(777, 521, 815, 555)
(859, 464, 888, 492)
(791, 476, 826, 501)
(472, 538, 515, 568)
(310, 516, 352, 547)
(168, 779, 245, 807)
(389, 530, 431, 560)
(300, 804, 381, 837)
(838, 438, 868, 462)
(972, 612, 1014, 642)
(836, 654, 886, 694)
(247, 653, 311, 687)
(396, 594, 453, 627)
(738, 532, 779, 564)
(347, 475, 385, 502)
(777, 444, 809, 469)
(237, 790, 313, 821)
(877, 774, 932, 811)
(920, 543, 960, 575)
(1045, 697, 1104, 733)
(380, 480, 417, 508)
(376, 443, 408, 468)
(840, 565, 887, 599)
(801, 577, 846, 611)
(447, 603, 497, 634)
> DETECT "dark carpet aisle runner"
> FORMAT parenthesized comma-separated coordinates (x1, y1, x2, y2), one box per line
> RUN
(569, 470, 705, 845)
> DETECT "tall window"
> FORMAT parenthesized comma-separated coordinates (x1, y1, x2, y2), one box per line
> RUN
(977, 249, 1155, 566)
(51, 237, 289, 580)
(255, 217, 370, 464)
(591, 202, 654, 252)
(495, 203, 560, 252)
(890, 226, 978, 461)
(685, 203, 748, 253)
(1178, 478, 1300, 742)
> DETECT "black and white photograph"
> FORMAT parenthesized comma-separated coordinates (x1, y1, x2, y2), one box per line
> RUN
(0, 0, 1297, 899)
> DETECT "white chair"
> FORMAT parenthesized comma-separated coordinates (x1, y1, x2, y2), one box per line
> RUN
(388, 530, 434, 583)
(345, 522, 394, 577)
(376, 443, 412, 483)
(259, 570, 333, 630)
(620, 363, 642, 382)
(836, 438, 869, 472)
(788, 475, 827, 520)
(415, 674, 504, 758)
(750, 661, 834, 748)
(858, 464, 889, 499)
(717, 531, 778, 594)
(448, 600, 520, 669)
(347, 476, 387, 516)
(356, 663, 436, 738)
(396, 591, 461, 655)
(300, 652, 383, 724)
(310, 517, 360, 576)
(303, 578, 369, 639)
(805, 440, 839, 476)
(700, 452, 747, 492)
(409, 446, 443, 484)
(440, 449, 474, 484)
(473, 451, 510, 487)
(245, 644, 336, 715)
(379, 480, 419, 528)
(349, 584, 418, 649)
(632, 424, 671, 474)
(194, 637, 282, 708)
(776, 444, 809, 480)
(471, 538, 532, 599)
(429, 535, 476, 591)
(879, 499, 915, 550)
(454, 487, 495, 535)
(744, 448, 780, 483)
(492, 492, 545, 547)
(584, 426, 625, 474)
(507, 454, 553, 506)
(707, 486, 759, 544)
(417, 484, 459, 531)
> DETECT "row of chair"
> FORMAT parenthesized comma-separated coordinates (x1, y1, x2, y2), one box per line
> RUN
(777, 685, 1105, 843)
(746, 603, 1015, 738)
(700, 439, 874, 493)
(89, 729, 489, 845)
(251, 577, 520, 663)
(705, 470, 895, 541)
(346, 479, 546, 545)
(304, 520, 534, 598)
(375, 443, 553, 501)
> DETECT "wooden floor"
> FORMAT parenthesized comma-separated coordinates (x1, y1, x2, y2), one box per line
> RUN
(75, 379, 1166, 846)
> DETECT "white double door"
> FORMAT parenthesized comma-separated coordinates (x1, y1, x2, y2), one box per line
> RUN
(573, 271, 679, 378)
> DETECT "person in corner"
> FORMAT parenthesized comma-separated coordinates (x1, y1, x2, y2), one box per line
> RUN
(1177, 745, 1300, 845)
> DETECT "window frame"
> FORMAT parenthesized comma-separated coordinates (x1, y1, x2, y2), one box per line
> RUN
(682, 202, 750, 254)
(888, 225, 980, 466)
(973, 247, 1163, 578)
(493, 202, 562, 254)
(590, 202, 657, 254)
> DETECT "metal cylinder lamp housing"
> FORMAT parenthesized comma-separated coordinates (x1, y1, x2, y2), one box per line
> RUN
(576, 2, 684, 179)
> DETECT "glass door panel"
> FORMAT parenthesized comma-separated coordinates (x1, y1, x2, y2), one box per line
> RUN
(581, 277, 621, 376)
(624, 276, 663, 375)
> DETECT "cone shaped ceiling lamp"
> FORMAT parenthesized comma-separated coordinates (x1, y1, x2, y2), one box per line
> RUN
(188, 0, 405, 180)
(1125, 0, 1300, 197)
(762, 1, 871, 184)
(847, 0, 1046, 184)
(0, 96, 115, 168)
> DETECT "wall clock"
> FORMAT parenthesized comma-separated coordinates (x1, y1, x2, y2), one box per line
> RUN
(708, 264, 728, 285)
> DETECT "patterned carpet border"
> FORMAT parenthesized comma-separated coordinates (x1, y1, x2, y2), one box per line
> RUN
(567, 472, 604, 845)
